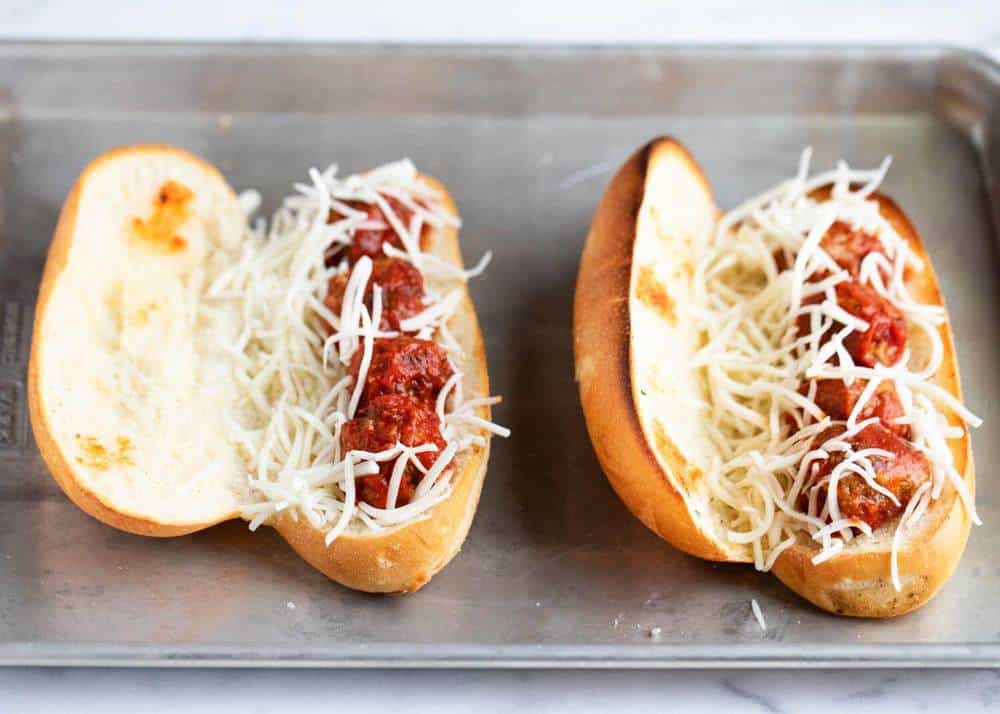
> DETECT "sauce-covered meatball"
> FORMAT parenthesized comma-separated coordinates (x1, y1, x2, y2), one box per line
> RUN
(349, 336, 453, 408)
(803, 424, 930, 530)
(819, 221, 888, 279)
(325, 257, 426, 332)
(327, 196, 425, 264)
(809, 378, 909, 439)
(799, 281, 907, 367)
(836, 282, 907, 367)
(340, 394, 448, 508)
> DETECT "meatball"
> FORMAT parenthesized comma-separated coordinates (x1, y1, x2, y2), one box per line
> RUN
(340, 394, 448, 508)
(772, 221, 886, 278)
(327, 196, 424, 264)
(836, 282, 907, 367)
(324, 257, 426, 332)
(809, 378, 909, 439)
(349, 336, 454, 408)
(819, 221, 887, 279)
(798, 280, 907, 367)
(803, 424, 930, 530)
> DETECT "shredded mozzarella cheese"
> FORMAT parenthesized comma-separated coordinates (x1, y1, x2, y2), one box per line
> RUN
(692, 150, 981, 588)
(751, 598, 767, 632)
(212, 159, 507, 540)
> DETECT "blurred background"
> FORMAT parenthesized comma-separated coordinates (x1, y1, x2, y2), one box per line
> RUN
(2, 0, 998, 50)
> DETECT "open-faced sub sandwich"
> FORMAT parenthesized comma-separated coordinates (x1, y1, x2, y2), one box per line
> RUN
(29, 144, 507, 593)
(574, 137, 979, 617)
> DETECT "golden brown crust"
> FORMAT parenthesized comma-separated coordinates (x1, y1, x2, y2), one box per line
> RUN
(29, 152, 494, 590)
(273, 439, 489, 593)
(575, 138, 976, 616)
(28, 144, 235, 537)
(574, 137, 730, 561)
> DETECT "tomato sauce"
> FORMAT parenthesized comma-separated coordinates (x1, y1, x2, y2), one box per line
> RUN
(785, 216, 929, 532)
(340, 395, 447, 508)
(819, 221, 887, 278)
(809, 378, 909, 439)
(803, 424, 930, 530)
(327, 195, 429, 265)
(325, 257, 426, 332)
(778, 222, 888, 277)
(799, 281, 907, 367)
(836, 281, 907, 367)
(325, 192, 456, 510)
(350, 336, 453, 409)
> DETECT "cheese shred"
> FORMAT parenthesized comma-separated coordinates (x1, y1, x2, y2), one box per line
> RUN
(212, 160, 507, 540)
(693, 150, 980, 589)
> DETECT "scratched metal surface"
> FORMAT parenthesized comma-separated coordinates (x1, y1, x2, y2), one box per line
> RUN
(0, 44, 998, 667)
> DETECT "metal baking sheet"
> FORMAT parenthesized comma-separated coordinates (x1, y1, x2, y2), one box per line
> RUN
(0, 43, 998, 668)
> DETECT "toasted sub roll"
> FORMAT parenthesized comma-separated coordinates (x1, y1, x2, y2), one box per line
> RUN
(574, 137, 976, 617)
(30, 145, 498, 593)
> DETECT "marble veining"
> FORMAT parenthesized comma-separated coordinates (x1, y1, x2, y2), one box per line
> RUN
(4, 668, 1000, 712)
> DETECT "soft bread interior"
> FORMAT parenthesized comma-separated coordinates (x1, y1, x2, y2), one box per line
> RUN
(31, 146, 249, 529)
(628, 142, 747, 561)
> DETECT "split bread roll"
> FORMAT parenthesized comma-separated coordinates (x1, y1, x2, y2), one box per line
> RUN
(29, 144, 495, 593)
(574, 137, 976, 617)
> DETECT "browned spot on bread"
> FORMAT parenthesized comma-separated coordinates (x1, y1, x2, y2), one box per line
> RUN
(652, 419, 701, 490)
(130, 180, 193, 253)
(636, 265, 676, 323)
(129, 304, 152, 327)
(75, 434, 135, 471)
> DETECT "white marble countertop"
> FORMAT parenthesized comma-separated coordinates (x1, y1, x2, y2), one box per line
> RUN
(2, 1, 999, 711)
(1, 0, 998, 48)
(3, 667, 1000, 713)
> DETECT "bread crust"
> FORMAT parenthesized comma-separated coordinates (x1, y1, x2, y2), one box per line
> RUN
(574, 137, 975, 617)
(29, 149, 493, 591)
(574, 138, 731, 561)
